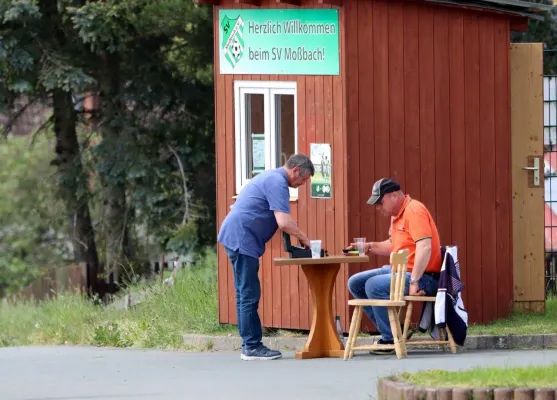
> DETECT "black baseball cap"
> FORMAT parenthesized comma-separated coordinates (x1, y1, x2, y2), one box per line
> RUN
(367, 178, 401, 205)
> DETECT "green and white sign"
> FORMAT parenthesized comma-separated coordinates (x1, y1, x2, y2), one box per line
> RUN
(310, 143, 332, 199)
(219, 9, 339, 75)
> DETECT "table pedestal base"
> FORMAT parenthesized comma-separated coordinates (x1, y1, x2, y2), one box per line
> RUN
(297, 263, 344, 359)
(295, 349, 345, 360)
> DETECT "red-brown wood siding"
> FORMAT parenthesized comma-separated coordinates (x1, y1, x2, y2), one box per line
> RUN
(215, 0, 514, 332)
(214, 0, 349, 331)
(344, 0, 513, 326)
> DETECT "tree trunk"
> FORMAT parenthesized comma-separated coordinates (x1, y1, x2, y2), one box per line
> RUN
(97, 53, 132, 285)
(38, 0, 102, 297)
(52, 89, 102, 296)
(102, 170, 128, 284)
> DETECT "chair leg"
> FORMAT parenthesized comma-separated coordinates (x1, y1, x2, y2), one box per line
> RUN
(394, 308, 404, 358)
(396, 312, 407, 359)
(439, 327, 446, 341)
(349, 306, 363, 359)
(437, 327, 449, 352)
(344, 306, 360, 360)
(445, 326, 457, 354)
(402, 303, 413, 357)
(387, 307, 404, 359)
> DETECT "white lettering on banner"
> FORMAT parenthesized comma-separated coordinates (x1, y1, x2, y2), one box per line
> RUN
(284, 47, 326, 61)
(248, 20, 282, 34)
(282, 20, 336, 35)
(245, 20, 337, 36)
(249, 48, 270, 61)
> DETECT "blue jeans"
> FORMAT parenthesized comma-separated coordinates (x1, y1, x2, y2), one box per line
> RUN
(347, 265, 439, 341)
(225, 247, 262, 351)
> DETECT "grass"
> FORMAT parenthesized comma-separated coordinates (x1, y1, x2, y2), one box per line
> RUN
(398, 364, 557, 388)
(0, 251, 237, 349)
(467, 296, 557, 335)
(1, 248, 557, 349)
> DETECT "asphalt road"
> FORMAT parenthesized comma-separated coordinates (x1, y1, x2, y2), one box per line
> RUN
(2, 346, 557, 400)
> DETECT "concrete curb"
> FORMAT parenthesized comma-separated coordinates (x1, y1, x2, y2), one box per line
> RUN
(378, 377, 557, 399)
(182, 333, 557, 352)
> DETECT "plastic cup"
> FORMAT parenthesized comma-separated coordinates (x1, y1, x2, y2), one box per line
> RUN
(354, 237, 366, 256)
(310, 240, 322, 258)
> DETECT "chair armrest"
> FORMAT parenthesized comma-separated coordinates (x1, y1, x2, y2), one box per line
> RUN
(348, 299, 406, 307)
(403, 296, 436, 302)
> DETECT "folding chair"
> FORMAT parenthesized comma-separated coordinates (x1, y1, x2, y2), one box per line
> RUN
(343, 249, 409, 360)
(401, 245, 459, 354)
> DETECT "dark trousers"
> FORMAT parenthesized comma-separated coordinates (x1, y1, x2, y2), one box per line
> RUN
(224, 247, 262, 351)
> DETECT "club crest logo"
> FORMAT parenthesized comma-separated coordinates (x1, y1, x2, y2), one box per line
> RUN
(221, 15, 245, 69)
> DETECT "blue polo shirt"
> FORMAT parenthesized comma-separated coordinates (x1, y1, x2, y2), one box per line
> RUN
(218, 168, 291, 259)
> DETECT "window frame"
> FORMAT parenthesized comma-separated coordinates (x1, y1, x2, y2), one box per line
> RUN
(234, 80, 298, 197)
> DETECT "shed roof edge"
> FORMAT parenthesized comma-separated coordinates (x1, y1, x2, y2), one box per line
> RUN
(423, 0, 553, 20)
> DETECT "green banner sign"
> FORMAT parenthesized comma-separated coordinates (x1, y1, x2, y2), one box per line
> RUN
(218, 9, 339, 76)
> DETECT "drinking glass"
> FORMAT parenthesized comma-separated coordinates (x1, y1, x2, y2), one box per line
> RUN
(310, 240, 322, 259)
(354, 237, 366, 256)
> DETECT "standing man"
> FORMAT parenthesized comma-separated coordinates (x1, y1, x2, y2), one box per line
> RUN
(218, 154, 314, 360)
(346, 178, 442, 354)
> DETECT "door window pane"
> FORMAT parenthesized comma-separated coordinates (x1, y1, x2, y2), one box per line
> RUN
(274, 94, 295, 168)
(245, 93, 265, 178)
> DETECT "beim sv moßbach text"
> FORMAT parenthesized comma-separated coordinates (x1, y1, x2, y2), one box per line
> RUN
(249, 47, 326, 61)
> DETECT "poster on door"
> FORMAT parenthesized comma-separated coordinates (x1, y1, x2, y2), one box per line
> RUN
(310, 143, 332, 199)
(252, 133, 265, 176)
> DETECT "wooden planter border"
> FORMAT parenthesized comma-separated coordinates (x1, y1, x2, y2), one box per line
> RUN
(378, 377, 557, 400)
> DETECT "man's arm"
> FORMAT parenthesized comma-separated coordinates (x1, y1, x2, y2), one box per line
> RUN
(405, 206, 435, 295)
(409, 238, 432, 296)
(411, 238, 432, 280)
(265, 178, 310, 246)
(368, 240, 392, 256)
(275, 211, 311, 248)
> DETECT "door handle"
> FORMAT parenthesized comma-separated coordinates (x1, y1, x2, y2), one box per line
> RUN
(522, 157, 540, 186)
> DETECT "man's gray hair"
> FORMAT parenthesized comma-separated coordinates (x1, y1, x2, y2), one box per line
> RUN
(285, 153, 315, 176)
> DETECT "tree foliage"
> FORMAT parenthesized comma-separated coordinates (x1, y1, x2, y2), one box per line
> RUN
(0, 135, 68, 296)
(0, 0, 216, 294)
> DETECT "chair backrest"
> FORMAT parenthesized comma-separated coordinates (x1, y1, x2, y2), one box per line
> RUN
(389, 249, 409, 301)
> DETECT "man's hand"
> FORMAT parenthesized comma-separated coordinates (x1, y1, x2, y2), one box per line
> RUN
(409, 282, 425, 296)
(345, 240, 392, 256)
(299, 238, 311, 248)
(347, 241, 371, 253)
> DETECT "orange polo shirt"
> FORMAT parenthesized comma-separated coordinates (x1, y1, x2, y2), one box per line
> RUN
(390, 196, 441, 273)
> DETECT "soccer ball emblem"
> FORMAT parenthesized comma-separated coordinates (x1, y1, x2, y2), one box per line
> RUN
(231, 39, 242, 58)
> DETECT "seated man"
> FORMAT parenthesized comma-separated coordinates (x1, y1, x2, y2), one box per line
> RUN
(347, 178, 442, 354)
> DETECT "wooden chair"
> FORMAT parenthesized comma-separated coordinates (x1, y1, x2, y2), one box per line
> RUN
(343, 249, 409, 360)
(401, 296, 457, 354)
(401, 245, 460, 354)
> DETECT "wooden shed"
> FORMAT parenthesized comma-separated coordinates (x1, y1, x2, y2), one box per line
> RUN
(200, 0, 552, 332)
